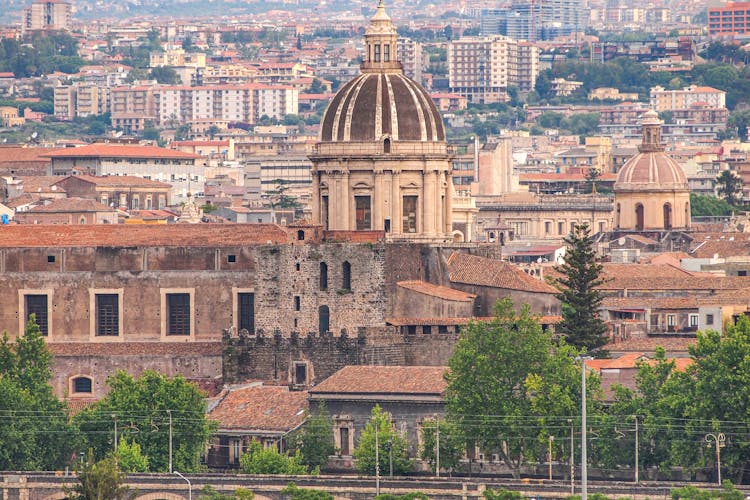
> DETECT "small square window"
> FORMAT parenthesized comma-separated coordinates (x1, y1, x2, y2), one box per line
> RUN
(73, 376, 92, 394)
(47, 255, 55, 263)
(227, 254, 237, 263)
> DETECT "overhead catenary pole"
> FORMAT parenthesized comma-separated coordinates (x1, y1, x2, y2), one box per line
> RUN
(436, 421, 440, 478)
(168, 409, 173, 473)
(578, 356, 592, 500)
(569, 418, 574, 495)
(549, 435, 554, 480)
(634, 415, 639, 484)
(112, 414, 118, 453)
(375, 424, 380, 495)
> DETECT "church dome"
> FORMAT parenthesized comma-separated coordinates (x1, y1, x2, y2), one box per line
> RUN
(614, 111, 688, 192)
(319, 1, 445, 143)
(320, 73, 445, 142)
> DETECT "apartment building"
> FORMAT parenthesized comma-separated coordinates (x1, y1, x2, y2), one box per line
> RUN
(22, 0, 71, 33)
(708, 2, 750, 37)
(110, 85, 158, 134)
(447, 36, 539, 103)
(650, 85, 726, 111)
(54, 84, 111, 120)
(398, 38, 424, 84)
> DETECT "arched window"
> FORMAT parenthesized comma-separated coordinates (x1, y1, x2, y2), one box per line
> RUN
(635, 203, 644, 231)
(297, 230, 305, 241)
(318, 305, 330, 334)
(384, 137, 391, 153)
(72, 376, 93, 394)
(342, 261, 351, 291)
(319, 262, 328, 291)
(663, 203, 672, 230)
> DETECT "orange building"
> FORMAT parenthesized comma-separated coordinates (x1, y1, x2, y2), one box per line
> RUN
(708, 2, 750, 37)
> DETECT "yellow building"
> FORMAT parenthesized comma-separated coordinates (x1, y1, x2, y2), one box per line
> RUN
(614, 110, 690, 231)
(0, 106, 25, 127)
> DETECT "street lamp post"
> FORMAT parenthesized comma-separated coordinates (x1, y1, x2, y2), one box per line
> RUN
(577, 356, 593, 500)
(705, 433, 726, 485)
(173, 471, 191, 500)
(548, 435, 554, 480)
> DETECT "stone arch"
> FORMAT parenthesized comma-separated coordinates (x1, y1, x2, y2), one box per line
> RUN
(452, 230, 465, 243)
(134, 493, 187, 500)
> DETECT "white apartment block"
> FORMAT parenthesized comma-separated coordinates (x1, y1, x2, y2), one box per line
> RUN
(398, 37, 424, 84)
(650, 85, 726, 112)
(447, 36, 539, 104)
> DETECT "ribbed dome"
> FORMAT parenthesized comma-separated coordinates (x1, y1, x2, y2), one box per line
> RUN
(615, 152, 689, 191)
(320, 72, 445, 143)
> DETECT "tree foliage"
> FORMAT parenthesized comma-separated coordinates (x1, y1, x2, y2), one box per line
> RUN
(419, 418, 464, 474)
(238, 440, 309, 475)
(65, 451, 134, 500)
(201, 485, 255, 500)
(294, 402, 334, 469)
(115, 439, 149, 473)
(281, 483, 333, 500)
(353, 405, 411, 476)
(444, 299, 595, 478)
(552, 223, 609, 351)
(690, 193, 735, 217)
(716, 170, 743, 207)
(74, 370, 215, 472)
(0, 317, 73, 470)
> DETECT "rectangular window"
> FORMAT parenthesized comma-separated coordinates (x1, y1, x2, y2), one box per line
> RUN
(689, 314, 699, 327)
(667, 314, 675, 327)
(545, 221, 551, 235)
(706, 314, 714, 325)
(25, 294, 48, 336)
(95, 294, 119, 336)
(384, 43, 390, 62)
(238, 292, 254, 333)
(294, 296, 301, 311)
(403, 195, 418, 233)
(558, 222, 564, 235)
(355, 195, 371, 230)
(167, 293, 191, 335)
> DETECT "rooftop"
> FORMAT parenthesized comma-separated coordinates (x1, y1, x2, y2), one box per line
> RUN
(397, 280, 476, 302)
(209, 384, 308, 433)
(447, 252, 557, 294)
(309, 366, 447, 396)
(42, 144, 203, 160)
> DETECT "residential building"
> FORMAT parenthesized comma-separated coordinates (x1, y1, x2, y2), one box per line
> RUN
(650, 85, 726, 111)
(14, 197, 119, 224)
(0, 106, 25, 127)
(708, 2, 750, 37)
(22, 0, 71, 33)
(53, 175, 172, 210)
(110, 85, 157, 134)
(207, 384, 308, 468)
(42, 144, 203, 203)
(588, 87, 640, 101)
(397, 37, 423, 84)
(447, 36, 539, 103)
(54, 84, 111, 119)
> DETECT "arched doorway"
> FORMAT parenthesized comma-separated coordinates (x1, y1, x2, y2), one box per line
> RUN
(635, 203, 644, 231)
(663, 203, 672, 230)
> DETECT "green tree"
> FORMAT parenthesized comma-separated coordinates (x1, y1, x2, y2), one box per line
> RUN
(201, 485, 255, 500)
(690, 193, 734, 217)
(238, 440, 309, 475)
(65, 451, 134, 500)
(207, 125, 221, 139)
(281, 483, 333, 500)
(444, 299, 592, 478)
(419, 418, 464, 474)
(74, 370, 215, 472)
(295, 402, 334, 469)
(149, 66, 181, 84)
(552, 223, 609, 351)
(484, 489, 524, 500)
(141, 126, 160, 141)
(115, 439, 149, 473)
(0, 317, 73, 470)
(716, 170, 743, 206)
(354, 405, 411, 476)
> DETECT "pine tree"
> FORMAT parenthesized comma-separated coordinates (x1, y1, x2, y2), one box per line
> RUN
(552, 223, 609, 351)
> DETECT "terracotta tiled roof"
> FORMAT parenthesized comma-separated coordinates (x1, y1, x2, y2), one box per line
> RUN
(208, 384, 308, 433)
(397, 280, 476, 302)
(604, 336, 697, 352)
(603, 295, 748, 310)
(0, 223, 289, 247)
(69, 175, 172, 188)
(42, 144, 203, 160)
(601, 263, 694, 280)
(309, 366, 447, 396)
(690, 240, 750, 259)
(0, 146, 59, 164)
(646, 252, 691, 265)
(586, 352, 693, 371)
(5, 193, 40, 209)
(599, 274, 750, 291)
(28, 197, 114, 213)
(19, 176, 66, 194)
(48, 342, 223, 356)
(447, 252, 557, 294)
(386, 315, 561, 326)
